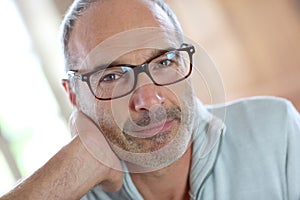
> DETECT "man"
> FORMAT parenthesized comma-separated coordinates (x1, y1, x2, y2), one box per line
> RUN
(1, 0, 300, 199)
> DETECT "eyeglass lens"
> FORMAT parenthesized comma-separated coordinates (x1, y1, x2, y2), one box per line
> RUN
(89, 50, 191, 99)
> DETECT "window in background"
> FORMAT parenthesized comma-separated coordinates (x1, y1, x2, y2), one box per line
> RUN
(0, 0, 69, 195)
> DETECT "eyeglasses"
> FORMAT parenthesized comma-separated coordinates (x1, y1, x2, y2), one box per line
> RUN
(67, 43, 195, 100)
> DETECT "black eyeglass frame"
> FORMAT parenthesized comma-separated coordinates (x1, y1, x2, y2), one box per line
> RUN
(67, 43, 195, 100)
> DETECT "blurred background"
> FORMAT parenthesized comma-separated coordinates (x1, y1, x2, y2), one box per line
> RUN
(1, 0, 300, 195)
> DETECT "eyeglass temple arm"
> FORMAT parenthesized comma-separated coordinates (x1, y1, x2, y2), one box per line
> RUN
(67, 70, 82, 79)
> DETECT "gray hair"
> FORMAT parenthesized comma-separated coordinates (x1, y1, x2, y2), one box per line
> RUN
(60, 0, 183, 71)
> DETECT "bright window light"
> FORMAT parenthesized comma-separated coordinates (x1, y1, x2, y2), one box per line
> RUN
(0, 0, 69, 196)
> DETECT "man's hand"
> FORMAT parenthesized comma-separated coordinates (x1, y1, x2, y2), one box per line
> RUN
(0, 111, 123, 200)
(70, 110, 124, 192)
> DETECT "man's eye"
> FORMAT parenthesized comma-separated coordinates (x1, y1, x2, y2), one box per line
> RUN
(160, 59, 173, 67)
(101, 73, 121, 82)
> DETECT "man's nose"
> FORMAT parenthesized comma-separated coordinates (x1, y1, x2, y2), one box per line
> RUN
(130, 83, 165, 112)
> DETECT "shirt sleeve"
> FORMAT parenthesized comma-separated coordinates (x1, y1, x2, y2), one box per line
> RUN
(286, 101, 300, 199)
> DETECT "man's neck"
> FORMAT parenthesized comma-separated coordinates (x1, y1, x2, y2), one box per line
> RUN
(129, 146, 192, 200)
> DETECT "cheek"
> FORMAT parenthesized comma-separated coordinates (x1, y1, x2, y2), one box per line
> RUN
(111, 98, 131, 126)
(94, 102, 116, 138)
(163, 80, 191, 107)
(163, 80, 194, 121)
(76, 81, 97, 117)
(94, 102, 112, 124)
(75, 81, 116, 126)
(94, 99, 129, 132)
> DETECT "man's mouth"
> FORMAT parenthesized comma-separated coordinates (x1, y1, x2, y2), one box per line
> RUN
(122, 106, 182, 140)
(124, 119, 176, 138)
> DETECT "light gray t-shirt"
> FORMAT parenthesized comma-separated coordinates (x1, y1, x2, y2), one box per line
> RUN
(81, 96, 300, 200)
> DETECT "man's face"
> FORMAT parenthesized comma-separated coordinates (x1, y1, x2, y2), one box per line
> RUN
(69, 0, 195, 171)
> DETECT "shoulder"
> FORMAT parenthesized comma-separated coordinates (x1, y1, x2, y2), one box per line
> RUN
(206, 96, 294, 125)
(207, 96, 293, 114)
(206, 96, 297, 140)
(201, 97, 300, 196)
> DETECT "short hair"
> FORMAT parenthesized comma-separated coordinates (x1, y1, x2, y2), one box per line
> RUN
(60, 0, 183, 71)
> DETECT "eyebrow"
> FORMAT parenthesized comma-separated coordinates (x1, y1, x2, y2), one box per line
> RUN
(93, 47, 176, 71)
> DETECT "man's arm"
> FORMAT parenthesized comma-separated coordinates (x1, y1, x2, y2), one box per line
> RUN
(0, 112, 123, 200)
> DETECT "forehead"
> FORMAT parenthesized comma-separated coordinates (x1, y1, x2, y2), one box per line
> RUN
(68, 0, 179, 69)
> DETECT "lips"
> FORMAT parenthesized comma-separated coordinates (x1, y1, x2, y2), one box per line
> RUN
(125, 119, 175, 138)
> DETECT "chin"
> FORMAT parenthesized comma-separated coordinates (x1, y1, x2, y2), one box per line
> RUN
(110, 123, 192, 173)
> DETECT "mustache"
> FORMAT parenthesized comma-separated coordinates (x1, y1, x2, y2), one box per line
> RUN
(123, 106, 181, 132)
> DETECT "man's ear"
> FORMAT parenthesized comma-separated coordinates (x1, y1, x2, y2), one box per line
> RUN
(62, 79, 77, 106)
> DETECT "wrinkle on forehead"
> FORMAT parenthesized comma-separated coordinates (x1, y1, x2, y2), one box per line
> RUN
(68, 0, 178, 70)
(78, 27, 181, 71)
